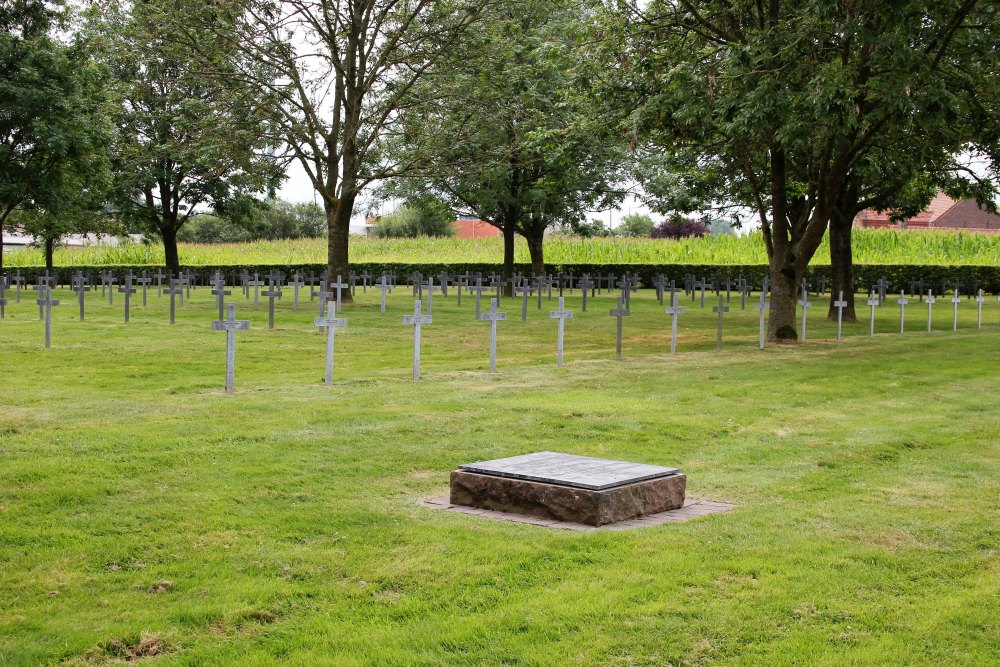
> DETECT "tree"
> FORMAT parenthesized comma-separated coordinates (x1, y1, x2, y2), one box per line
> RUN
(0, 0, 112, 272)
(381, 0, 627, 280)
(608, 0, 1000, 340)
(616, 213, 654, 237)
(209, 0, 490, 299)
(94, 0, 284, 274)
(373, 199, 456, 238)
(650, 218, 708, 240)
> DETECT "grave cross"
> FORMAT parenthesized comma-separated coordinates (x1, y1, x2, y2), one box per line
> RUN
(896, 291, 908, 334)
(579, 275, 591, 312)
(867, 292, 880, 336)
(262, 279, 283, 329)
(976, 290, 985, 329)
(211, 303, 250, 393)
(925, 290, 936, 332)
(163, 279, 183, 324)
(32, 276, 49, 319)
(515, 279, 532, 322)
(119, 275, 137, 322)
(106, 273, 118, 306)
(377, 275, 393, 313)
(652, 274, 667, 306)
(37, 286, 60, 348)
(72, 273, 90, 320)
(834, 291, 848, 340)
(10, 271, 25, 303)
(712, 295, 729, 351)
(467, 277, 487, 319)
(314, 301, 348, 385)
(549, 297, 573, 367)
(246, 274, 264, 309)
(328, 275, 348, 314)
(479, 297, 507, 373)
(134, 272, 151, 307)
(402, 300, 432, 380)
(609, 297, 630, 361)
(287, 273, 305, 310)
(0, 277, 6, 319)
(797, 281, 812, 341)
(951, 290, 961, 331)
(754, 288, 770, 349)
(211, 274, 231, 321)
(153, 270, 166, 298)
(665, 291, 686, 354)
(312, 279, 332, 316)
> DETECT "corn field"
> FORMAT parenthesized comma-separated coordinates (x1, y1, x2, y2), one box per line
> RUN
(5, 229, 1000, 267)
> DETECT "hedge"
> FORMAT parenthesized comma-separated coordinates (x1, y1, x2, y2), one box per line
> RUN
(4, 262, 999, 293)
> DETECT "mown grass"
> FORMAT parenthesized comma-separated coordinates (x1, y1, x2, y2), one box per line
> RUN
(0, 285, 998, 665)
(6, 228, 1000, 267)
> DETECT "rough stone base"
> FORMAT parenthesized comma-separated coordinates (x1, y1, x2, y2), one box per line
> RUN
(449, 470, 687, 526)
(421, 495, 733, 531)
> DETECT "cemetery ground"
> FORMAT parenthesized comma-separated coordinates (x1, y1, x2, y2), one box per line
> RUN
(0, 285, 998, 665)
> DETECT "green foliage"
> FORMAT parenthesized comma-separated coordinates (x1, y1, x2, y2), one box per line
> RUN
(616, 213, 654, 238)
(176, 214, 252, 244)
(373, 200, 456, 238)
(0, 0, 113, 256)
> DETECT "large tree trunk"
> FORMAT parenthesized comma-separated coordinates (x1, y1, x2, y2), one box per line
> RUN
(828, 213, 857, 321)
(501, 224, 515, 296)
(526, 231, 545, 276)
(326, 195, 355, 302)
(162, 226, 181, 275)
(767, 259, 800, 341)
(45, 237, 55, 273)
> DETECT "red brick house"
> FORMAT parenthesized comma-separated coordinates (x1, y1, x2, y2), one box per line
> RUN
(454, 215, 501, 239)
(856, 193, 1000, 230)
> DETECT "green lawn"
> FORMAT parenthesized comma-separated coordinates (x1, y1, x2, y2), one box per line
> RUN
(1, 285, 998, 665)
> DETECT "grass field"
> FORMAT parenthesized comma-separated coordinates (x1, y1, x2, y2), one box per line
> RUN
(5, 228, 1000, 267)
(1, 285, 998, 665)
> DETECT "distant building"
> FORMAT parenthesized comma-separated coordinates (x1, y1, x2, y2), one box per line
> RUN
(856, 193, 1000, 231)
(454, 215, 501, 239)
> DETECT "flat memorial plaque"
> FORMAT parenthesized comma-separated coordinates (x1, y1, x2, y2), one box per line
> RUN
(458, 451, 679, 491)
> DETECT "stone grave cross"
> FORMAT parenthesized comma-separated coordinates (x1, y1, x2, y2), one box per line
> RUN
(665, 290, 686, 354)
(925, 289, 936, 331)
(377, 274, 393, 313)
(287, 272, 305, 310)
(119, 274, 137, 322)
(976, 290, 985, 329)
(797, 280, 812, 341)
(313, 279, 332, 317)
(211, 303, 250, 393)
(897, 291, 908, 334)
(402, 300, 432, 380)
(755, 287, 769, 349)
(37, 286, 60, 348)
(329, 275, 348, 313)
(211, 274, 231, 321)
(163, 278, 183, 325)
(247, 274, 264, 309)
(0, 276, 7, 319)
(314, 301, 348, 385)
(951, 290, 961, 331)
(73, 272, 90, 321)
(834, 291, 848, 340)
(867, 291, 880, 336)
(609, 296, 630, 361)
(712, 295, 729, 350)
(479, 297, 507, 373)
(135, 272, 151, 307)
(263, 278, 283, 329)
(549, 296, 573, 367)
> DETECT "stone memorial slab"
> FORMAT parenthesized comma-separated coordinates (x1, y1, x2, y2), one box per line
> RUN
(451, 451, 686, 526)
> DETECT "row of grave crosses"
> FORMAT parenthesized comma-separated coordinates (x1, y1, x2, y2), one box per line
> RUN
(4, 270, 996, 367)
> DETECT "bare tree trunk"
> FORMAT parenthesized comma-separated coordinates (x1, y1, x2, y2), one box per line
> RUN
(828, 213, 857, 321)
(526, 232, 545, 276)
(767, 260, 800, 341)
(45, 237, 55, 273)
(162, 226, 181, 275)
(501, 225, 515, 296)
(326, 196, 355, 302)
